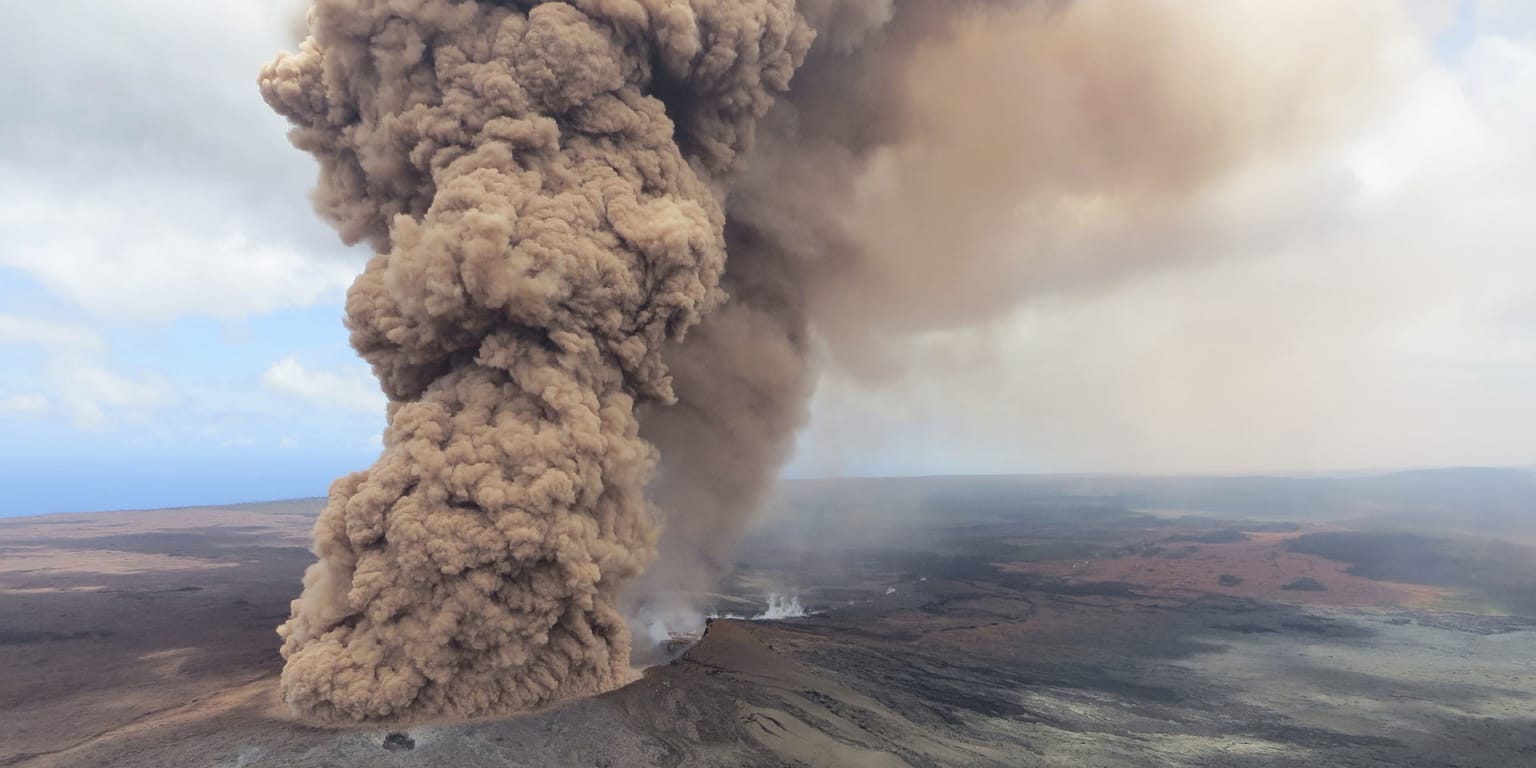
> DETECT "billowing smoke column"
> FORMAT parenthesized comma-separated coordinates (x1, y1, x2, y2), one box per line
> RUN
(266, 0, 1388, 720)
(262, 0, 810, 720)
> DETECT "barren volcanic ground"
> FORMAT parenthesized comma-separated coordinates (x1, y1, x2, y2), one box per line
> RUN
(3, 475, 1535, 767)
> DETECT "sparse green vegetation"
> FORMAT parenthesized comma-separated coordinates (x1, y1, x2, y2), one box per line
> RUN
(1218, 574, 1243, 587)
(1007, 540, 1104, 562)
(1281, 577, 1327, 592)
(1288, 531, 1536, 614)
(1166, 530, 1250, 544)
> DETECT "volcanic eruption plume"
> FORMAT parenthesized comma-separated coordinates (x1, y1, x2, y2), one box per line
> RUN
(265, 0, 1392, 720)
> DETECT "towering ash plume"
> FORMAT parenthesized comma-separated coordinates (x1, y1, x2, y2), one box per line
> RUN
(266, 0, 1390, 720)
(262, 0, 811, 720)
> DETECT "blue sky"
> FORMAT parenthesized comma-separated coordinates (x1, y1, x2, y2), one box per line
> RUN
(2, 1, 1534, 516)
(0, 297, 381, 512)
(0, 1, 378, 515)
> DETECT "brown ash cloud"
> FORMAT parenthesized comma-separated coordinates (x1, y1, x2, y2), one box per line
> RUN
(263, 0, 1392, 721)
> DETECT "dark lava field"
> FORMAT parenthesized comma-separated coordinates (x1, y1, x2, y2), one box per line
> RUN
(3, 471, 1535, 767)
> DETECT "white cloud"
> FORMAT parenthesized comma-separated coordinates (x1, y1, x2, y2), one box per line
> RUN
(0, 0, 363, 323)
(262, 356, 385, 415)
(0, 317, 166, 429)
(0, 393, 49, 418)
(47, 357, 168, 429)
(0, 192, 360, 321)
(0, 314, 105, 352)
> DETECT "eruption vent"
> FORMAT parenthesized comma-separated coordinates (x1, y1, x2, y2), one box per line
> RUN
(265, 0, 1391, 721)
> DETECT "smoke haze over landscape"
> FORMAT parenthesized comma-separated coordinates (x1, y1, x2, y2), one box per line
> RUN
(0, 2, 1531, 521)
(4, 6, 1536, 764)
(249, 0, 1471, 721)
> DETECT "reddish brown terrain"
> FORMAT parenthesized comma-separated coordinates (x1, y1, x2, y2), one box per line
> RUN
(1010, 529, 1446, 608)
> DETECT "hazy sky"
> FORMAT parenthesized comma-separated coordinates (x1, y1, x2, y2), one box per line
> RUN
(0, 1, 1532, 515)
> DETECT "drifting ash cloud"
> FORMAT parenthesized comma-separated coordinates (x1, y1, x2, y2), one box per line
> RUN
(265, 0, 1402, 721)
